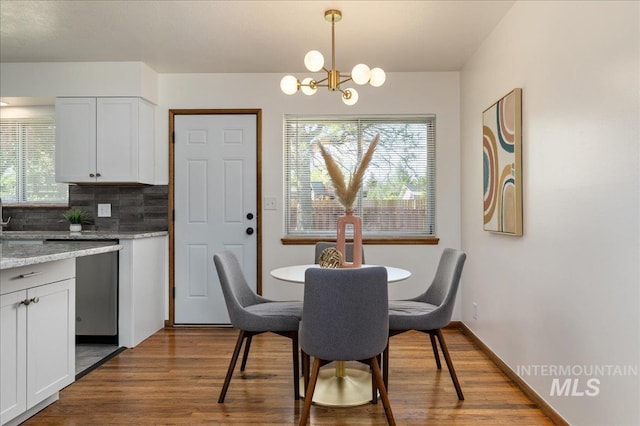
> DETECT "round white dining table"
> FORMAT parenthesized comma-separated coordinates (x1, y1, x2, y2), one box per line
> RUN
(270, 263, 411, 407)
(270, 264, 411, 284)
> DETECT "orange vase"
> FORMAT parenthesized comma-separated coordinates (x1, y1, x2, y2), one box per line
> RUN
(336, 210, 363, 268)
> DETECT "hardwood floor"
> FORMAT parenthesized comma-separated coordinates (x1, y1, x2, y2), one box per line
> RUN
(24, 327, 554, 425)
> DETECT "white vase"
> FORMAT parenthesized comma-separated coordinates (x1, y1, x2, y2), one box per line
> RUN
(69, 224, 82, 232)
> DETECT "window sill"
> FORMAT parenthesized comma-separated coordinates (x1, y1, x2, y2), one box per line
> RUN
(281, 236, 439, 245)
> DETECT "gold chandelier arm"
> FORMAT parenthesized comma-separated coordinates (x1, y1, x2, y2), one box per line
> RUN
(338, 76, 353, 85)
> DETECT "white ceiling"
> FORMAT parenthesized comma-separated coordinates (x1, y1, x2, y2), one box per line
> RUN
(1, 0, 514, 74)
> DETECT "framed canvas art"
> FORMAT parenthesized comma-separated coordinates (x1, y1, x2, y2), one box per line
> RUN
(482, 88, 522, 235)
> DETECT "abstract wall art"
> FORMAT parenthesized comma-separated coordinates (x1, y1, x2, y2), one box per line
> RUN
(482, 88, 522, 235)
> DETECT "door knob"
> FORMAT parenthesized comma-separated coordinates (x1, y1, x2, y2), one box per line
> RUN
(246, 227, 254, 235)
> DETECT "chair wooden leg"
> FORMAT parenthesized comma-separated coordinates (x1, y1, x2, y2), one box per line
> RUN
(292, 334, 300, 400)
(371, 356, 396, 426)
(301, 351, 310, 392)
(435, 329, 464, 400)
(218, 330, 246, 403)
(382, 341, 389, 391)
(372, 354, 380, 404)
(429, 332, 442, 369)
(299, 358, 321, 426)
(372, 380, 378, 405)
(240, 335, 252, 371)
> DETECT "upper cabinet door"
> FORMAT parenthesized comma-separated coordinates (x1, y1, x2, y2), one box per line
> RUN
(55, 97, 154, 184)
(97, 98, 139, 183)
(55, 98, 97, 183)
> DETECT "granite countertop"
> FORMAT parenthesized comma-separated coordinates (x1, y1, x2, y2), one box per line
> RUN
(0, 230, 168, 241)
(1, 240, 123, 269)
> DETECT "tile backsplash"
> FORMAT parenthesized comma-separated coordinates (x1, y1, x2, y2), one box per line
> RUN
(3, 185, 168, 232)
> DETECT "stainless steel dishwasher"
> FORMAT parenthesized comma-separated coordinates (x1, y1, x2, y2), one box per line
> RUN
(46, 240, 119, 344)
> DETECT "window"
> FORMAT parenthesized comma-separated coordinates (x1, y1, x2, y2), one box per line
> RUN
(284, 115, 435, 240)
(0, 116, 68, 204)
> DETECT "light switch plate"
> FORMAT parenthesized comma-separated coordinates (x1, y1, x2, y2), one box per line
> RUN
(263, 197, 277, 210)
(97, 203, 111, 217)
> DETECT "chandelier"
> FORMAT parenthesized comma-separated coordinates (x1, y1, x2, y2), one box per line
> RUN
(280, 9, 386, 106)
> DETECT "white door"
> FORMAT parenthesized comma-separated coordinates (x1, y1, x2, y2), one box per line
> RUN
(174, 114, 257, 324)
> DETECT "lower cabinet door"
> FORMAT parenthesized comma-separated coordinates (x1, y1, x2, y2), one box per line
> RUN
(0, 291, 27, 424)
(26, 279, 75, 408)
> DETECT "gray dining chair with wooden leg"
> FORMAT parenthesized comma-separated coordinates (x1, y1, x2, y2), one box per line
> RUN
(383, 248, 467, 401)
(213, 251, 303, 403)
(298, 267, 395, 426)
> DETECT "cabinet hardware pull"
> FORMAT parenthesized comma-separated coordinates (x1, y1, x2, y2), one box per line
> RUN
(96, 172, 101, 177)
(18, 271, 43, 279)
(31, 297, 40, 304)
(89, 173, 95, 178)
(19, 297, 40, 306)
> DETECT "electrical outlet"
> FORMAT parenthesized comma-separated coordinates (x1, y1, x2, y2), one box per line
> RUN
(472, 302, 478, 320)
(263, 197, 277, 210)
(97, 203, 111, 217)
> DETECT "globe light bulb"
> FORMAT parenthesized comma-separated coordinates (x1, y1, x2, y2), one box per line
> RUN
(280, 75, 299, 95)
(342, 88, 359, 106)
(351, 64, 371, 85)
(301, 78, 318, 96)
(304, 50, 325, 72)
(369, 68, 386, 87)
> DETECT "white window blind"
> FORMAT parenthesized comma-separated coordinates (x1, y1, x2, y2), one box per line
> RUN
(0, 116, 68, 204)
(284, 115, 436, 238)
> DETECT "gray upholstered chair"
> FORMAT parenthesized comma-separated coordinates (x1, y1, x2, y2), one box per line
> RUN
(213, 251, 303, 403)
(298, 267, 395, 425)
(384, 248, 466, 400)
(314, 241, 365, 264)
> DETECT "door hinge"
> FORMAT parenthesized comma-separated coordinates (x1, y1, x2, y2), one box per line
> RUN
(172, 131, 175, 144)
(172, 287, 175, 299)
(172, 209, 175, 222)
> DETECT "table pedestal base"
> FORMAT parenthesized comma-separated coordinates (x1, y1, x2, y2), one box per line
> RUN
(299, 367, 374, 407)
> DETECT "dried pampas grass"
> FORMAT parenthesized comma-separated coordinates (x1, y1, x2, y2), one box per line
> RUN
(318, 134, 379, 211)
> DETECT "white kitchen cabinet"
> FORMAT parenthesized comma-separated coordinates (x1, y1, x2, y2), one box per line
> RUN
(55, 97, 154, 184)
(0, 260, 75, 426)
(118, 235, 168, 348)
(0, 291, 26, 425)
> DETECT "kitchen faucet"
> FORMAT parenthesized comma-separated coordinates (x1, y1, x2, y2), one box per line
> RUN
(0, 197, 11, 232)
